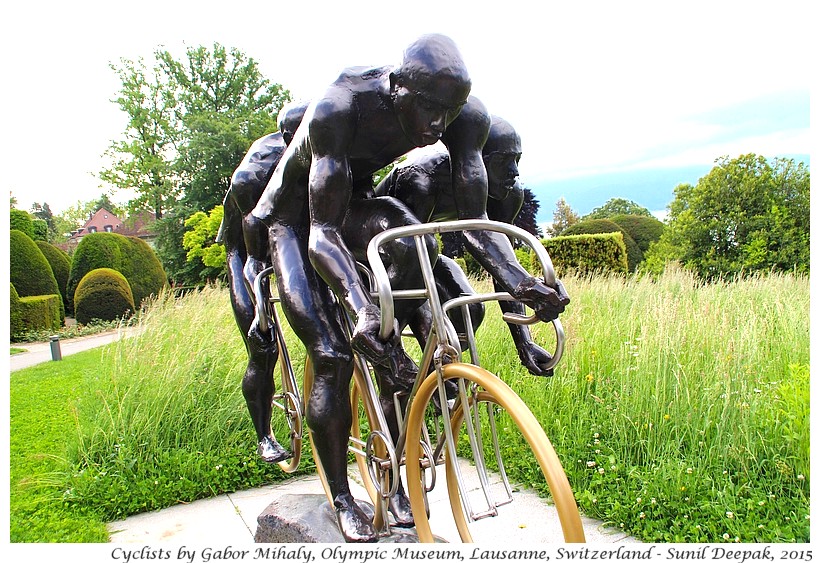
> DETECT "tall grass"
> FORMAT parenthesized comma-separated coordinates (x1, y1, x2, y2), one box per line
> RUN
(55, 269, 808, 542)
(64, 286, 313, 521)
(473, 266, 810, 542)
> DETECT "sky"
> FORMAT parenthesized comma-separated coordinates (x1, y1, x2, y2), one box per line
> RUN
(1, 0, 813, 223)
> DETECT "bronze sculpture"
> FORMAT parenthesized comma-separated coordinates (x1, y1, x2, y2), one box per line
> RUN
(220, 99, 308, 464)
(240, 34, 569, 542)
(375, 116, 561, 376)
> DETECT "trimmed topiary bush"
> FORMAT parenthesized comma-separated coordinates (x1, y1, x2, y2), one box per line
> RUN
(115, 236, 167, 309)
(563, 218, 643, 272)
(10, 209, 34, 239)
(542, 232, 629, 275)
(9, 229, 65, 322)
(74, 268, 135, 325)
(12, 291, 62, 338)
(36, 240, 71, 312)
(609, 213, 665, 253)
(10, 283, 23, 338)
(66, 232, 166, 313)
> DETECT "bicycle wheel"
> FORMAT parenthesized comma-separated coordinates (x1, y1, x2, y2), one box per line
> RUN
(274, 350, 303, 473)
(405, 362, 585, 543)
(270, 317, 302, 473)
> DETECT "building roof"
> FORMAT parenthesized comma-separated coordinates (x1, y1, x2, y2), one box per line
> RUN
(68, 208, 155, 241)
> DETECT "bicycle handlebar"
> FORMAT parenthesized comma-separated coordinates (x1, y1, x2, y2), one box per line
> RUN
(366, 219, 559, 341)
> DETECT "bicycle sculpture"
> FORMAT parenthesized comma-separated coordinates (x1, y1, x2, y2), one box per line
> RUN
(231, 33, 582, 542)
(252, 219, 584, 543)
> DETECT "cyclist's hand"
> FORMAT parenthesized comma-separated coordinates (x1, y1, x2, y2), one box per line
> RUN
(248, 315, 275, 354)
(517, 340, 555, 377)
(513, 277, 570, 323)
(351, 303, 393, 365)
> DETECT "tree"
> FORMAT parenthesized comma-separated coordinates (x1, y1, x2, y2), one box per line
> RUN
(99, 54, 179, 220)
(182, 205, 226, 282)
(158, 43, 290, 212)
(645, 154, 809, 278)
(545, 197, 580, 237)
(30, 202, 55, 234)
(585, 197, 652, 219)
(101, 43, 291, 286)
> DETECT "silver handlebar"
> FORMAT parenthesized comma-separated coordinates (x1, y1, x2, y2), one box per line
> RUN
(365, 219, 561, 343)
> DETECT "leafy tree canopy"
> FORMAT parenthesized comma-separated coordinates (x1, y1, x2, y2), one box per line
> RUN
(584, 197, 652, 219)
(545, 197, 580, 237)
(645, 154, 809, 278)
(100, 43, 291, 286)
(182, 205, 226, 282)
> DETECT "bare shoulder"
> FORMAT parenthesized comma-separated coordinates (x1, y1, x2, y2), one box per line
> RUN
(443, 96, 491, 149)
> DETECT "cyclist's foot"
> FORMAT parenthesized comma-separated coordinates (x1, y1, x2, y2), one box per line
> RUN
(373, 346, 418, 394)
(334, 493, 378, 542)
(257, 436, 292, 463)
(351, 304, 390, 363)
(388, 489, 416, 528)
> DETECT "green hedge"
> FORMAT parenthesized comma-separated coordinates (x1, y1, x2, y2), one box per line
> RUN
(13, 293, 62, 337)
(609, 214, 665, 253)
(540, 232, 629, 275)
(10, 284, 23, 337)
(9, 230, 65, 322)
(563, 218, 643, 272)
(36, 241, 72, 311)
(10, 209, 34, 238)
(66, 233, 167, 313)
(74, 268, 135, 325)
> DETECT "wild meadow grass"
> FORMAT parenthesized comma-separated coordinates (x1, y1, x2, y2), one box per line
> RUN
(61, 286, 314, 523)
(473, 266, 810, 542)
(9, 268, 809, 542)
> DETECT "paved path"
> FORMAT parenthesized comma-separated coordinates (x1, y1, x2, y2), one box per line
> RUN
(9, 328, 138, 372)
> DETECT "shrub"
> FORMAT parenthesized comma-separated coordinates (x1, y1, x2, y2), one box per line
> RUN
(563, 218, 643, 272)
(14, 294, 62, 336)
(10, 283, 23, 337)
(609, 214, 665, 253)
(32, 219, 48, 241)
(542, 232, 629, 275)
(36, 240, 71, 311)
(74, 268, 135, 325)
(66, 233, 167, 313)
(9, 229, 64, 322)
(10, 209, 34, 238)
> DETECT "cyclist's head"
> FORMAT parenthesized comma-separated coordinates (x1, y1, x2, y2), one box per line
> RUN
(483, 116, 522, 200)
(390, 34, 472, 147)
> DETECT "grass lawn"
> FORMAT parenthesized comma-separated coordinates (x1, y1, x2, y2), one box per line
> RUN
(9, 270, 810, 543)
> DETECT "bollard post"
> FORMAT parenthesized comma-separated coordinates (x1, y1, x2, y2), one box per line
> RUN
(50, 335, 62, 361)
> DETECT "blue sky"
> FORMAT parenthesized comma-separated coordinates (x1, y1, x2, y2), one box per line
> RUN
(2, 0, 813, 220)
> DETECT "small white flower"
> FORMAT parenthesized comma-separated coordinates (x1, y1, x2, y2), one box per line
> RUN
(726, 511, 734, 519)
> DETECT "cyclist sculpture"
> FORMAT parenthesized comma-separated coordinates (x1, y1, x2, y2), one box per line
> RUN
(241, 34, 570, 542)
(220, 100, 308, 464)
(375, 116, 559, 377)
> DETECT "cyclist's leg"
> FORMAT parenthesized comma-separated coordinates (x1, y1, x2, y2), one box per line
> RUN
(342, 197, 432, 526)
(223, 198, 289, 463)
(271, 223, 377, 543)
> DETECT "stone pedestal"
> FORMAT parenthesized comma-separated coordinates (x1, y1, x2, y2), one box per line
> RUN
(254, 494, 432, 543)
